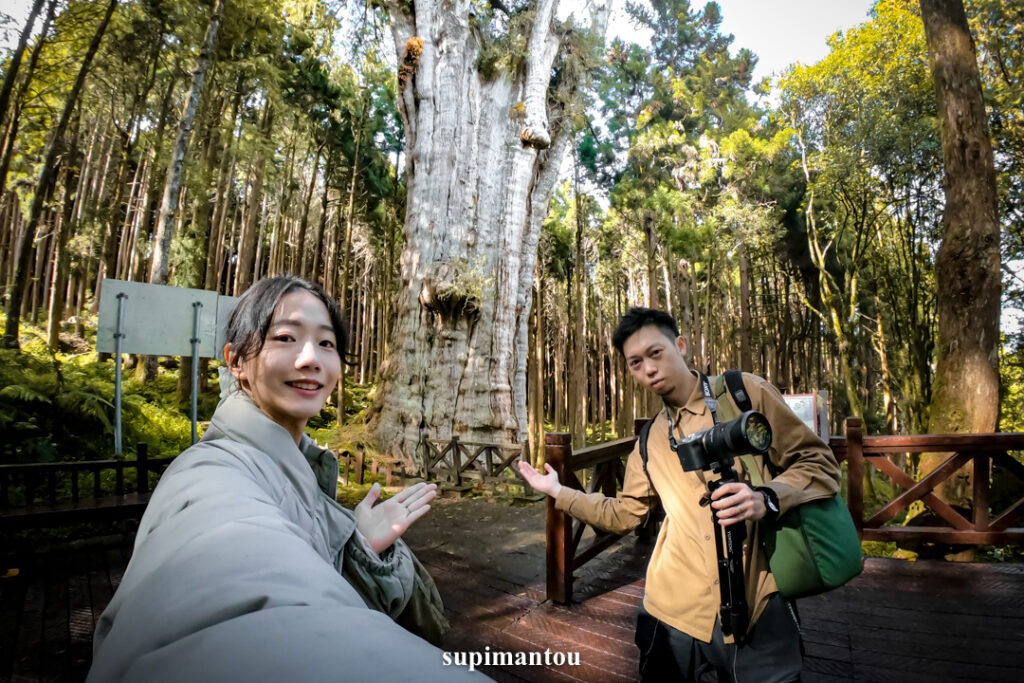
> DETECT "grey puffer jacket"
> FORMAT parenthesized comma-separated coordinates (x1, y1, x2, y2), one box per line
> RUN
(88, 392, 487, 682)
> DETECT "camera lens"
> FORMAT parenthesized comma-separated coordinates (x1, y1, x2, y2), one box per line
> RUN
(742, 412, 772, 453)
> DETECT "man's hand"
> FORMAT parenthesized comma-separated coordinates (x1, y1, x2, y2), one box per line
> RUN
(709, 482, 765, 527)
(355, 482, 437, 554)
(517, 460, 563, 498)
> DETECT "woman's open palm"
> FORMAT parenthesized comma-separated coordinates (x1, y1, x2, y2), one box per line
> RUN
(355, 482, 437, 554)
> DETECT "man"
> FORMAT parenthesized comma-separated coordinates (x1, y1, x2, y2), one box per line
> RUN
(519, 307, 840, 682)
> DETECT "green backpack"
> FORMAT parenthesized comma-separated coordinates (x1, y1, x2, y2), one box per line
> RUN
(639, 370, 863, 599)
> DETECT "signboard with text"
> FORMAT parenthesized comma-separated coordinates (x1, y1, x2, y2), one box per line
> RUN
(783, 391, 830, 442)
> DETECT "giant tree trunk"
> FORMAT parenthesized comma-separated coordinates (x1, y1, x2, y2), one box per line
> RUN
(373, 0, 605, 463)
(918, 0, 1001, 503)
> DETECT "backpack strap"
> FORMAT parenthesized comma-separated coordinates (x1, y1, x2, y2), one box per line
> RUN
(638, 417, 655, 491)
(637, 417, 663, 528)
(723, 369, 752, 412)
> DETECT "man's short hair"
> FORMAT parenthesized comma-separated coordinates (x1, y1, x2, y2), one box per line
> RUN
(612, 307, 680, 355)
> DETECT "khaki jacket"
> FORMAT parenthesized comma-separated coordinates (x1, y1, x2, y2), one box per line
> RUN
(555, 371, 840, 642)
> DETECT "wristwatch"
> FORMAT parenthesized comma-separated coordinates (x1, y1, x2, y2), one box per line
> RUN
(755, 486, 780, 522)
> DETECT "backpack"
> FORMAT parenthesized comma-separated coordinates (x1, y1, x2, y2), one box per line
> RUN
(638, 370, 863, 599)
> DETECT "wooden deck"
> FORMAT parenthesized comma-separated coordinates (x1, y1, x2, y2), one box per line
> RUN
(2, 498, 1023, 682)
(407, 498, 1024, 683)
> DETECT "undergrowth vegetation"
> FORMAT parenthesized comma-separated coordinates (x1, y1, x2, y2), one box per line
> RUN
(0, 313, 381, 474)
(1, 316, 195, 463)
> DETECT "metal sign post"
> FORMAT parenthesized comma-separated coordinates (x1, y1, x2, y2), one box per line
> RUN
(98, 280, 239, 453)
(190, 301, 203, 445)
(113, 292, 127, 456)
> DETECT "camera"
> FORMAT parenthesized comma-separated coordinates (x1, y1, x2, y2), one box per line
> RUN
(674, 410, 773, 474)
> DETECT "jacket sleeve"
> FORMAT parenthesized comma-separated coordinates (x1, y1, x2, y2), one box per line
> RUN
(745, 373, 841, 514)
(340, 532, 417, 619)
(553, 444, 654, 535)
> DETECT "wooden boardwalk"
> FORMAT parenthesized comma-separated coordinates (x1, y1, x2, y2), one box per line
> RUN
(0, 536, 132, 683)
(407, 498, 1024, 683)
(2, 498, 1023, 682)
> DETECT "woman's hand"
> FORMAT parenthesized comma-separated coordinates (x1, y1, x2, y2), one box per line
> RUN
(517, 461, 563, 498)
(355, 482, 437, 554)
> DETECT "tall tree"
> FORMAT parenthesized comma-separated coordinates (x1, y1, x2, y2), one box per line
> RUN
(918, 0, 1001, 497)
(148, 0, 224, 286)
(0, 0, 47, 133)
(2, 0, 118, 349)
(371, 1, 606, 462)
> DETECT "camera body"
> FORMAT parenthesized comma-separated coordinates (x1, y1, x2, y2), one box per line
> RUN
(675, 410, 773, 474)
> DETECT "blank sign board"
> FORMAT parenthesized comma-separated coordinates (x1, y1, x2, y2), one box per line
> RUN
(97, 280, 238, 359)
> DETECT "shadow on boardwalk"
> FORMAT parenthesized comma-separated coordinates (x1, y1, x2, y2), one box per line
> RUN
(2, 496, 1023, 682)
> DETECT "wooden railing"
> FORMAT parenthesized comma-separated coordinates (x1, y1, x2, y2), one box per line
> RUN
(544, 420, 649, 604)
(419, 436, 522, 485)
(0, 444, 175, 533)
(838, 417, 1024, 545)
(545, 417, 1024, 603)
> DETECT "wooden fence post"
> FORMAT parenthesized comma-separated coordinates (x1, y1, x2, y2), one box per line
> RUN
(545, 432, 573, 604)
(355, 447, 365, 485)
(974, 449, 990, 533)
(451, 435, 461, 485)
(137, 443, 149, 494)
(845, 417, 864, 538)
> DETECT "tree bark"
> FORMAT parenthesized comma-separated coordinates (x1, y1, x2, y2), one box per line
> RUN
(570, 154, 587, 447)
(292, 143, 323, 277)
(372, 1, 606, 463)
(918, 0, 1001, 503)
(148, 0, 223, 286)
(46, 113, 83, 349)
(739, 245, 752, 371)
(0, 0, 47, 135)
(528, 276, 544, 465)
(235, 102, 272, 294)
(0, 21, 57, 198)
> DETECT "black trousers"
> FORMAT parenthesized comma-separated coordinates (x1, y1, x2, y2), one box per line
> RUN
(635, 594, 802, 683)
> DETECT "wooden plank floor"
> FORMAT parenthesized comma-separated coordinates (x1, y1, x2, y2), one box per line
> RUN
(405, 497, 1024, 683)
(1, 536, 132, 683)
(2, 497, 1023, 682)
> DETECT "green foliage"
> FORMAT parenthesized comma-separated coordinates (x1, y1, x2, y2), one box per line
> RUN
(0, 314, 195, 464)
(998, 337, 1024, 431)
(777, 0, 941, 429)
(860, 540, 898, 558)
(474, 3, 536, 82)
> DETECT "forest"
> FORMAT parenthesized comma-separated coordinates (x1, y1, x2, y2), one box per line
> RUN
(0, 0, 1022, 477)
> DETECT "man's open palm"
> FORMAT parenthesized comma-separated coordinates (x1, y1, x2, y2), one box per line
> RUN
(517, 461, 562, 498)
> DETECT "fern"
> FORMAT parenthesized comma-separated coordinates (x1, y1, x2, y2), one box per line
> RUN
(56, 390, 114, 430)
(0, 384, 52, 404)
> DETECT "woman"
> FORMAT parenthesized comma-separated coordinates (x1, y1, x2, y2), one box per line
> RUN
(88, 276, 486, 682)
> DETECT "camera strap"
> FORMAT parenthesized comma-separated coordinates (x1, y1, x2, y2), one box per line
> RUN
(664, 372, 721, 452)
(698, 372, 720, 424)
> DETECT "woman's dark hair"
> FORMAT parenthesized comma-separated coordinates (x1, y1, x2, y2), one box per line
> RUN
(225, 275, 348, 365)
(611, 307, 680, 355)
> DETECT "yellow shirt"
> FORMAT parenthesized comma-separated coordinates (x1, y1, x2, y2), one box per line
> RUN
(554, 371, 840, 642)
